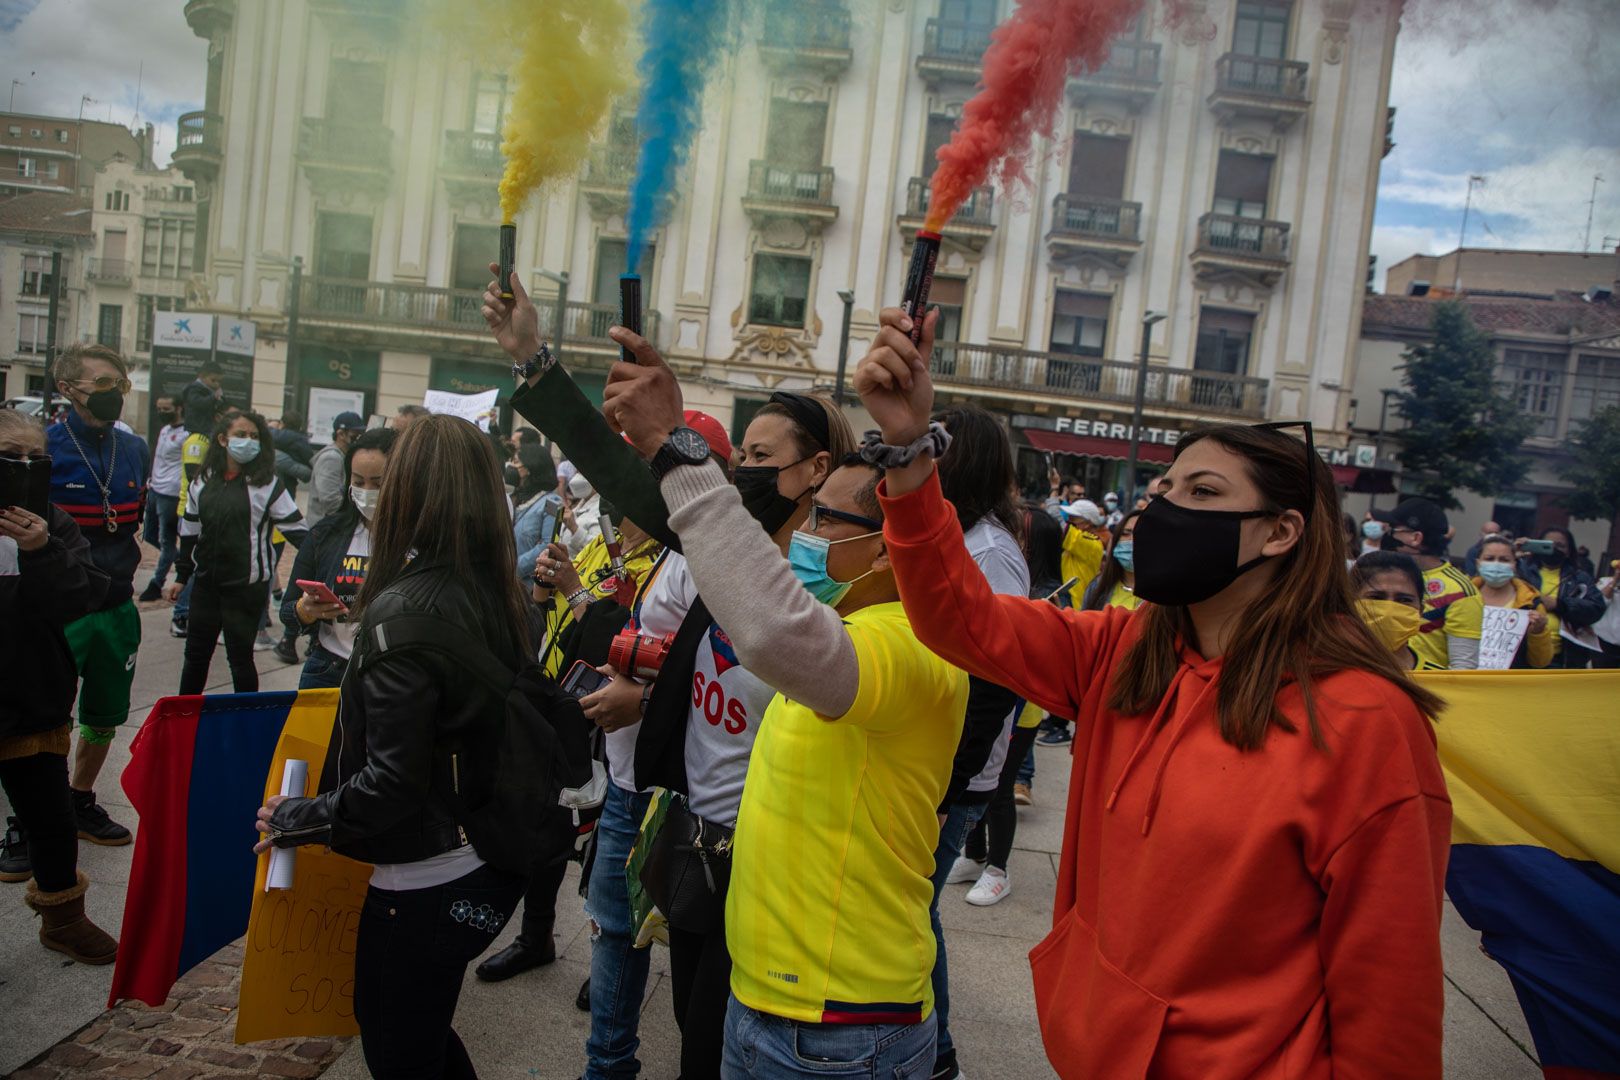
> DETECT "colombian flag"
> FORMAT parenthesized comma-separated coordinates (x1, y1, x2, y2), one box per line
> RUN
(108, 690, 341, 1008)
(1422, 670, 1620, 1080)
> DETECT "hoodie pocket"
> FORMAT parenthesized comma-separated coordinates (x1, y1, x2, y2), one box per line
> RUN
(1029, 907, 1168, 1080)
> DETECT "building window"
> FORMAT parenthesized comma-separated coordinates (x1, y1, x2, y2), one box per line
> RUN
(748, 254, 812, 328)
(1195, 308, 1254, 374)
(591, 238, 656, 337)
(57, 129, 69, 144)
(175, 186, 193, 202)
(326, 59, 387, 126)
(923, 112, 956, 179)
(1067, 133, 1129, 199)
(6, 125, 19, 136)
(43, 161, 58, 180)
(17, 157, 36, 178)
(451, 223, 500, 323)
(136, 295, 184, 354)
(1500, 349, 1565, 439)
(1208, 150, 1273, 252)
(764, 98, 829, 171)
(932, 276, 967, 343)
(314, 212, 374, 280)
(98, 304, 123, 348)
(939, 0, 997, 24)
(1570, 353, 1620, 429)
(471, 72, 510, 135)
(17, 312, 49, 354)
(1232, 0, 1291, 59)
(141, 218, 197, 278)
(1049, 291, 1109, 356)
(21, 255, 55, 297)
(104, 190, 130, 211)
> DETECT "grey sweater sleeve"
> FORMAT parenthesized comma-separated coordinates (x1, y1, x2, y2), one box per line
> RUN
(660, 461, 859, 718)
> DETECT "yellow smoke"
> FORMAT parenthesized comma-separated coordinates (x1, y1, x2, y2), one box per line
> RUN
(448, 1, 634, 223)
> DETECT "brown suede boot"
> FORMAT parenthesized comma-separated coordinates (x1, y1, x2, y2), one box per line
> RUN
(24, 872, 118, 965)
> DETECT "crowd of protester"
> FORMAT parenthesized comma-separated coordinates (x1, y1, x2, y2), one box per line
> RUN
(1, 279, 1618, 1080)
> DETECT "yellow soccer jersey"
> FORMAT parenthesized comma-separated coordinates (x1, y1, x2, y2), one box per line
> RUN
(1409, 561, 1483, 670)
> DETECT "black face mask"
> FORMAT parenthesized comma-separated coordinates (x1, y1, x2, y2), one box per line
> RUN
(1131, 496, 1274, 606)
(734, 462, 811, 535)
(1540, 549, 1566, 568)
(504, 465, 523, 488)
(84, 389, 124, 423)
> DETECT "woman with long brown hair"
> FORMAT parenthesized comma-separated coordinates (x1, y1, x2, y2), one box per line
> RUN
(856, 308, 1450, 1079)
(255, 415, 534, 1080)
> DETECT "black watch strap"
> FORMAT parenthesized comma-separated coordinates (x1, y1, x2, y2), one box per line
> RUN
(650, 427, 711, 481)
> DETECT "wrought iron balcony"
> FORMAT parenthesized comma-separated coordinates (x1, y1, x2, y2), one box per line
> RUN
(297, 276, 660, 355)
(1207, 53, 1310, 130)
(742, 161, 838, 231)
(171, 111, 223, 182)
(931, 340, 1269, 419)
(759, 3, 854, 77)
(898, 176, 994, 251)
(1068, 38, 1162, 110)
(1047, 194, 1143, 268)
(917, 19, 993, 86)
(441, 130, 502, 176)
(1190, 212, 1291, 287)
(87, 258, 131, 284)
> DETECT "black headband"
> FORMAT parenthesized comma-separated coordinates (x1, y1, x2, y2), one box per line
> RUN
(768, 391, 831, 454)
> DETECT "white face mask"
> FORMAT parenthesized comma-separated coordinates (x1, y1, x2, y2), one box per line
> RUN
(350, 485, 379, 519)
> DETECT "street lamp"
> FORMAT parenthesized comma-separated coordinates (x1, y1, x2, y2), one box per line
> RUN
(833, 289, 855, 405)
(1124, 310, 1167, 497)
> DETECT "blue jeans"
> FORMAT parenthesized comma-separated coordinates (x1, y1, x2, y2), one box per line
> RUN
(173, 577, 193, 621)
(143, 493, 179, 588)
(721, 996, 936, 1078)
(297, 641, 348, 689)
(585, 783, 653, 1079)
(1016, 740, 1034, 787)
(928, 801, 988, 1073)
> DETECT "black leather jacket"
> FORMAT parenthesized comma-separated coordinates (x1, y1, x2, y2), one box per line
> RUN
(269, 560, 523, 865)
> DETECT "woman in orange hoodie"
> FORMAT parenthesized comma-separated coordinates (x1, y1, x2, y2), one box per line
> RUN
(854, 307, 1451, 1080)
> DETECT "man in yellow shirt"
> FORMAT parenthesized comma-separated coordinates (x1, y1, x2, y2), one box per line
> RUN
(1055, 497, 1105, 608)
(605, 328, 969, 1077)
(1373, 497, 1483, 669)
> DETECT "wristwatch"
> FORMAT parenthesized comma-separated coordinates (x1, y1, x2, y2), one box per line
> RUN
(650, 427, 712, 481)
(512, 342, 556, 383)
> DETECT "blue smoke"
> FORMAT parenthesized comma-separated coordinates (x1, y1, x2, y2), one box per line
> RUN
(624, 0, 734, 271)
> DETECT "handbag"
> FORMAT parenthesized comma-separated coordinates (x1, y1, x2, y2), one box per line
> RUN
(637, 795, 734, 935)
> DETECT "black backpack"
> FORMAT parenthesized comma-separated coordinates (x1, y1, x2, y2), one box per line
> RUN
(357, 614, 603, 875)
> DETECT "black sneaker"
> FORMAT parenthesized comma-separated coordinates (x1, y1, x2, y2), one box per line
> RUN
(0, 817, 30, 882)
(575, 977, 591, 1011)
(170, 617, 188, 638)
(1036, 725, 1073, 748)
(138, 581, 163, 602)
(73, 790, 132, 846)
(272, 636, 300, 665)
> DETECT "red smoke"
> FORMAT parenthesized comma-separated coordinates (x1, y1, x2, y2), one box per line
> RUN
(926, 0, 1149, 230)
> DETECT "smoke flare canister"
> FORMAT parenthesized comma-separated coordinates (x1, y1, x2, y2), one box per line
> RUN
(498, 224, 517, 301)
(901, 231, 942, 345)
(619, 274, 643, 364)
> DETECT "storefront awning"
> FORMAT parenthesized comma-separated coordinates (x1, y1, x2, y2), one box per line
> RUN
(1333, 465, 1397, 494)
(1021, 428, 1175, 464)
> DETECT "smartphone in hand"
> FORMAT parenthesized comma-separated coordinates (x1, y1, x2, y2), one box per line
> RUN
(294, 579, 349, 613)
(561, 660, 612, 700)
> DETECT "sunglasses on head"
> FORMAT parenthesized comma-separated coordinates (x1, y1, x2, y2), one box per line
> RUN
(72, 376, 133, 394)
(1252, 420, 1316, 523)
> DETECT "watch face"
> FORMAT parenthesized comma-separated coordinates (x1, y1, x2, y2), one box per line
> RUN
(671, 427, 710, 463)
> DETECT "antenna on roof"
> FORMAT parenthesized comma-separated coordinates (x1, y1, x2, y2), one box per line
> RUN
(1582, 174, 1604, 253)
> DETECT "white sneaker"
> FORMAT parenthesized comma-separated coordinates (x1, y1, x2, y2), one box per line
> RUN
(253, 630, 276, 651)
(965, 867, 1011, 906)
(945, 855, 985, 885)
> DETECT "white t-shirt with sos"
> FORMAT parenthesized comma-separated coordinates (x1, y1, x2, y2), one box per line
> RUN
(609, 548, 695, 792)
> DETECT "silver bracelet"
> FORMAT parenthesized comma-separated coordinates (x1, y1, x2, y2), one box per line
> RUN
(566, 588, 593, 609)
(858, 423, 952, 468)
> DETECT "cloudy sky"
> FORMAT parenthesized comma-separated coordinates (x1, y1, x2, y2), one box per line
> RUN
(2, 0, 1615, 291)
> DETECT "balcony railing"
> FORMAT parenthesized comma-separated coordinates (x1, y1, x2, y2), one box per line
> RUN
(761, 3, 852, 51)
(1213, 53, 1309, 101)
(921, 19, 993, 65)
(442, 129, 502, 174)
(298, 117, 393, 169)
(298, 277, 659, 350)
(905, 176, 994, 229)
(747, 161, 835, 206)
(1097, 38, 1161, 83)
(87, 258, 131, 283)
(931, 340, 1268, 419)
(582, 144, 637, 189)
(174, 111, 223, 155)
(1195, 212, 1290, 260)
(1051, 194, 1141, 240)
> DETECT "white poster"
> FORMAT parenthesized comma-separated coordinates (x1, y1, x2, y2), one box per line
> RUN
(1478, 606, 1530, 670)
(307, 387, 367, 446)
(216, 317, 258, 357)
(152, 312, 214, 350)
(423, 388, 500, 432)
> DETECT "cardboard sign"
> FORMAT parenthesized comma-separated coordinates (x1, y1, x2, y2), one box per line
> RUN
(236, 690, 369, 1044)
(423, 387, 500, 432)
(1478, 606, 1530, 670)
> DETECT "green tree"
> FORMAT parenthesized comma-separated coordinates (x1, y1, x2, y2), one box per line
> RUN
(1392, 300, 1535, 509)
(1560, 403, 1620, 540)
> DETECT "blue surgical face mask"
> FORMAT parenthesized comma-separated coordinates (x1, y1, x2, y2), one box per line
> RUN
(1362, 520, 1385, 540)
(1112, 539, 1134, 571)
(788, 529, 881, 607)
(1478, 561, 1516, 587)
(226, 436, 260, 464)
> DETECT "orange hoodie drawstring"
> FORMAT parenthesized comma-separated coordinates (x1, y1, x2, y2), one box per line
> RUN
(1139, 676, 1221, 836)
(1105, 664, 1192, 813)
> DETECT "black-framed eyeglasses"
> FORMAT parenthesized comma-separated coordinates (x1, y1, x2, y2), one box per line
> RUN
(808, 502, 883, 534)
(71, 376, 133, 395)
(1253, 420, 1315, 522)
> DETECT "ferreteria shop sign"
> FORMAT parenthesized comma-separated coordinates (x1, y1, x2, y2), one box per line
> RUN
(1014, 414, 1374, 468)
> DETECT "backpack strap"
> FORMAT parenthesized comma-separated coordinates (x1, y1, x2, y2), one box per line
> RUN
(360, 614, 518, 699)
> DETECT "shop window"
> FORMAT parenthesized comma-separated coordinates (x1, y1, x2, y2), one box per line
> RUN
(748, 254, 812, 328)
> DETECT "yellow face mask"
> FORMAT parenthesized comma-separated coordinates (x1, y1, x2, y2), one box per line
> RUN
(1356, 598, 1423, 653)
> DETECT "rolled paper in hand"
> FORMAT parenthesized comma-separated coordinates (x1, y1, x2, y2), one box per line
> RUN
(264, 758, 309, 891)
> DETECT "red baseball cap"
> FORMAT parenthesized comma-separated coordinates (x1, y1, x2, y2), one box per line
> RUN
(684, 410, 733, 461)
